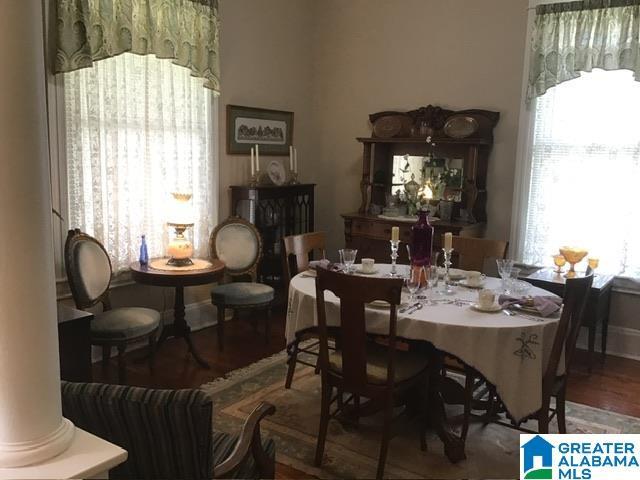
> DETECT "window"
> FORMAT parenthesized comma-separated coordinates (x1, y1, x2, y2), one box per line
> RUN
(520, 69, 640, 276)
(63, 53, 217, 273)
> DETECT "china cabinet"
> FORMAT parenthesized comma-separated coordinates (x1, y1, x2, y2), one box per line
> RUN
(343, 105, 499, 262)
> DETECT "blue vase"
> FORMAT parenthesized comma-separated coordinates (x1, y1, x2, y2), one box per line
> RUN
(139, 235, 149, 265)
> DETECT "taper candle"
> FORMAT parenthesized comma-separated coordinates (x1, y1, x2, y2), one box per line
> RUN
(250, 147, 255, 176)
(294, 147, 298, 173)
(255, 144, 260, 171)
(289, 145, 294, 170)
(391, 226, 399, 242)
(444, 232, 453, 250)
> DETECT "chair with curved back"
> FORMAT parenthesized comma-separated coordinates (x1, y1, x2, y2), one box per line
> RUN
(64, 229, 161, 383)
(449, 236, 509, 272)
(281, 232, 327, 389)
(210, 217, 275, 351)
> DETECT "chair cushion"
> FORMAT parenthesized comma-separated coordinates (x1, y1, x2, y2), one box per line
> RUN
(329, 342, 429, 385)
(212, 430, 275, 479)
(91, 307, 160, 340)
(211, 282, 275, 306)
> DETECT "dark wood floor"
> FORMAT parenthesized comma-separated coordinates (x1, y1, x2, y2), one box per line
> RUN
(93, 309, 640, 478)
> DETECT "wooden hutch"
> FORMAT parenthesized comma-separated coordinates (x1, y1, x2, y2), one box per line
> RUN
(343, 105, 499, 263)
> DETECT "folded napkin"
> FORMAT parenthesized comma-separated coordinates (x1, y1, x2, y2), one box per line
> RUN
(498, 295, 562, 317)
(308, 259, 331, 270)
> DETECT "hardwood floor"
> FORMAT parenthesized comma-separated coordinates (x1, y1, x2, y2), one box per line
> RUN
(93, 308, 640, 478)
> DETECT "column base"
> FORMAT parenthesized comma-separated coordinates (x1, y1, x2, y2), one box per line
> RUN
(0, 418, 75, 468)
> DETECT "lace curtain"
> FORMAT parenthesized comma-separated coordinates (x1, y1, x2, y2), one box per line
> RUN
(56, 0, 221, 93)
(521, 69, 640, 275)
(527, 0, 640, 101)
(64, 53, 217, 272)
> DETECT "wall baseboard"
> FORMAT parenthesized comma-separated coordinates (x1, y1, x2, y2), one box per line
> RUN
(91, 301, 220, 363)
(577, 324, 640, 362)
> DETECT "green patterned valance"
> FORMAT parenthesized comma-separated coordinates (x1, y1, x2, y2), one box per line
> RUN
(55, 0, 221, 93)
(527, 0, 640, 101)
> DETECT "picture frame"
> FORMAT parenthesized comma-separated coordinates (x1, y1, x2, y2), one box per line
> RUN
(226, 105, 294, 155)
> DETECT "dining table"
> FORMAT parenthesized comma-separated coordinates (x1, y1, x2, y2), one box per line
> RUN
(286, 263, 561, 461)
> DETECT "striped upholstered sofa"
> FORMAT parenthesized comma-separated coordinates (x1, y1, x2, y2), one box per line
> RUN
(61, 382, 275, 479)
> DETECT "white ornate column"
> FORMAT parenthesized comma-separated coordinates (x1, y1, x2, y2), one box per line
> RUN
(0, 0, 75, 467)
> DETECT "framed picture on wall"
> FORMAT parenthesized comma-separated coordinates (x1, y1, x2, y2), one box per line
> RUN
(226, 105, 294, 155)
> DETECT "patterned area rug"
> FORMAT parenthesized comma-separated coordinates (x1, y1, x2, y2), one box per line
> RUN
(201, 350, 640, 479)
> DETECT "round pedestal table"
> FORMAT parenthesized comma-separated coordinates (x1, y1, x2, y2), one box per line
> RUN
(131, 259, 225, 368)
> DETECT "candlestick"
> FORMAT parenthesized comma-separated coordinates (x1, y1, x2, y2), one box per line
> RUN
(388, 240, 401, 277)
(391, 226, 400, 242)
(442, 247, 455, 294)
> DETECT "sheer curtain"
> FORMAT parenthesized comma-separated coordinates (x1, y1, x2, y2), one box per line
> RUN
(64, 53, 217, 272)
(521, 69, 640, 275)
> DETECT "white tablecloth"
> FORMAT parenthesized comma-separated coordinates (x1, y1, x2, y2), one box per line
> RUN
(285, 264, 561, 422)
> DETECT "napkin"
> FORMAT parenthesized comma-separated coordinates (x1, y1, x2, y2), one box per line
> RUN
(498, 295, 562, 317)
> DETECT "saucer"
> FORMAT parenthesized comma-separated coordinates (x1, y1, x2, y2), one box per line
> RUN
(459, 279, 485, 289)
(471, 303, 502, 313)
(355, 268, 379, 275)
(368, 300, 390, 308)
(300, 269, 317, 278)
(438, 268, 465, 280)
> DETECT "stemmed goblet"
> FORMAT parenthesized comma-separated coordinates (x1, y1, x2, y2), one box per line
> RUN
(496, 259, 514, 294)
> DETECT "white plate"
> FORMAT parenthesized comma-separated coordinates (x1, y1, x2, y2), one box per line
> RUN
(368, 300, 390, 309)
(355, 268, 379, 275)
(458, 279, 485, 289)
(470, 303, 502, 313)
(266, 160, 287, 186)
(438, 268, 465, 280)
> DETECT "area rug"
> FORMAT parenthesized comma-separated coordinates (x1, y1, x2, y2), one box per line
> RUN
(201, 350, 640, 479)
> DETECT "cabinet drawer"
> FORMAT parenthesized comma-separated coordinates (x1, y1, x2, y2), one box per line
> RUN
(351, 219, 412, 241)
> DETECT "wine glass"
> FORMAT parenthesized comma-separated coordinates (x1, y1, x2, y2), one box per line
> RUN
(424, 265, 439, 305)
(339, 248, 357, 274)
(405, 266, 423, 304)
(496, 259, 514, 294)
(552, 254, 566, 274)
(587, 257, 599, 274)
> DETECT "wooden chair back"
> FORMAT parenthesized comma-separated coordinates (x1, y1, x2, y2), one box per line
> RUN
(315, 268, 403, 393)
(281, 232, 326, 286)
(64, 229, 113, 311)
(543, 272, 593, 397)
(210, 216, 263, 282)
(450, 236, 508, 272)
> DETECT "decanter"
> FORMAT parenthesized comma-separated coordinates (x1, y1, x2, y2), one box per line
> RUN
(410, 209, 433, 267)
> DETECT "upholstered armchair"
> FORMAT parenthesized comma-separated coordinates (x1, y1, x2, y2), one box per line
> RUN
(209, 217, 275, 350)
(64, 229, 160, 382)
(61, 381, 276, 479)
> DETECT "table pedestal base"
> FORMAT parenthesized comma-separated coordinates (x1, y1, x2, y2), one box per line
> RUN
(158, 286, 210, 369)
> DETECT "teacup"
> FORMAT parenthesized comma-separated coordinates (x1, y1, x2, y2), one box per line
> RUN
(478, 289, 496, 309)
(361, 258, 375, 273)
(466, 271, 486, 287)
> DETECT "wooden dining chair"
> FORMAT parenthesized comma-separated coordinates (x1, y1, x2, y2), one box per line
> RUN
(314, 268, 429, 480)
(282, 232, 326, 389)
(461, 272, 594, 436)
(210, 217, 275, 351)
(448, 236, 508, 272)
(65, 229, 161, 383)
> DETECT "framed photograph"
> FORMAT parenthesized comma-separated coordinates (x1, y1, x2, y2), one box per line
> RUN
(227, 105, 294, 155)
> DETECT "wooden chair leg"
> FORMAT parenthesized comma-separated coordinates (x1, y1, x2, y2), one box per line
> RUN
(117, 344, 126, 384)
(314, 380, 332, 467)
(538, 399, 551, 434)
(148, 334, 156, 375)
(376, 398, 393, 480)
(216, 304, 225, 351)
(102, 345, 111, 370)
(264, 307, 271, 345)
(461, 368, 474, 442)
(556, 388, 567, 434)
(284, 337, 300, 389)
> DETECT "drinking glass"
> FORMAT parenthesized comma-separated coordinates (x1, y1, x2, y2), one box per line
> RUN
(339, 248, 357, 273)
(509, 267, 522, 295)
(552, 254, 566, 274)
(587, 257, 599, 273)
(425, 265, 439, 305)
(405, 266, 423, 303)
(496, 259, 514, 294)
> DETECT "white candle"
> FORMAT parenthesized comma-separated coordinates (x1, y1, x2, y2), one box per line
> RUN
(289, 145, 294, 170)
(250, 147, 255, 176)
(391, 226, 399, 242)
(255, 144, 260, 171)
(444, 232, 453, 250)
(294, 147, 298, 173)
